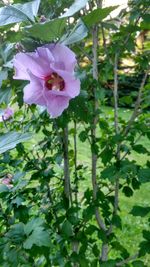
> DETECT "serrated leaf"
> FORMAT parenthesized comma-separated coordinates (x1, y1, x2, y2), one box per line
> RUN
(82, 6, 118, 27)
(6, 223, 25, 243)
(0, 0, 40, 26)
(60, 0, 88, 18)
(133, 144, 148, 154)
(0, 132, 32, 154)
(23, 226, 50, 249)
(26, 18, 66, 41)
(24, 218, 44, 236)
(61, 19, 88, 45)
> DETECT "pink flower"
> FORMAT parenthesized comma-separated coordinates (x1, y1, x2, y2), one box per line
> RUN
(0, 107, 14, 122)
(13, 43, 80, 118)
(1, 174, 13, 188)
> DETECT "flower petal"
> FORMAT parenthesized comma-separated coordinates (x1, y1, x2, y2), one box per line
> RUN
(49, 67, 80, 98)
(46, 43, 77, 72)
(46, 95, 70, 118)
(23, 73, 46, 106)
(13, 52, 52, 80)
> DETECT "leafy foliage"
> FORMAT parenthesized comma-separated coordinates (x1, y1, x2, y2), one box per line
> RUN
(0, 0, 149, 266)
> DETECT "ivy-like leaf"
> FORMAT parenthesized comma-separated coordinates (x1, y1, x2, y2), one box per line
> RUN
(23, 226, 50, 249)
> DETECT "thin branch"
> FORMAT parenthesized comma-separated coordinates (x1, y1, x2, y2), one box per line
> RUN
(91, 24, 107, 233)
(120, 133, 143, 161)
(113, 52, 120, 215)
(123, 71, 148, 136)
(63, 126, 72, 204)
(116, 253, 139, 266)
(74, 120, 78, 210)
(107, 53, 120, 236)
(77, 45, 92, 62)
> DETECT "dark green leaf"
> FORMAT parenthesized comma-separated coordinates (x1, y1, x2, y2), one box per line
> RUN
(143, 230, 150, 241)
(61, 220, 73, 237)
(139, 241, 150, 256)
(130, 206, 150, 217)
(122, 186, 133, 197)
(138, 168, 150, 183)
(132, 260, 145, 267)
(24, 218, 44, 236)
(101, 260, 116, 267)
(23, 226, 50, 249)
(133, 144, 148, 154)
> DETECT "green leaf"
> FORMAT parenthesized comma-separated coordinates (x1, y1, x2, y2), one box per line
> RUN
(0, 87, 11, 105)
(61, 220, 73, 237)
(61, 19, 88, 45)
(101, 260, 116, 267)
(0, 184, 9, 193)
(60, 0, 88, 18)
(26, 18, 66, 41)
(0, 0, 40, 26)
(0, 70, 8, 88)
(132, 260, 145, 267)
(82, 6, 118, 28)
(138, 168, 150, 183)
(143, 230, 150, 241)
(130, 205, 150, 217)
(112, 215, 122, 229)
(6, 223, 25, 243)
(122, 186, 133, 197)
(24, 218, 44, 236)
(0, 132, 32, 154)
(139, 241, 150, 256)
(133, 144, 148, 154)
(100, 147, 113, 165)
(141, 14, 150, 30)
(23, 226, 50, 249)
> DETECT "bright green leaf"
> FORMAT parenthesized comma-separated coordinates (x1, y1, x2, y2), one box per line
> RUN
(82, 6, 118, 27)
(26, 18, 66, 41)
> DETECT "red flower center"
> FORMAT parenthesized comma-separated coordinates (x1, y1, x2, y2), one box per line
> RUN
(45, 72, 65, 91)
